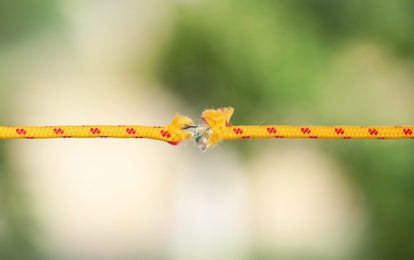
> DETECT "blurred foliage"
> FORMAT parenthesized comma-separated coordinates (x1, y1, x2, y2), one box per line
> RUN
(0, 0, 59, 259)
(330, 140, 414, 260)
(0, 0, 59, 45)
(287, 0, 414, 57)
(157, 0, 414, 259)
(158, 0, 329, 124)
(0, 149, 43, 259)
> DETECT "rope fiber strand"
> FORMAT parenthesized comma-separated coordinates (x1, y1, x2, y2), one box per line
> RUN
(1, 107, 413, 151)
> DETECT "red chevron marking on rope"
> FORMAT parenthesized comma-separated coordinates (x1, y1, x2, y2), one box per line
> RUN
(160, 130, 171, 138)
(233, 128, 243, 135)
(126, 128, 136, 135)
(368, 129, 378, 135)
(16, 129, 27, 135)
(335, 128, 344, 135)
(403, 129, 412, 135)
(267, 127, 277, 134)
(54, 128, 64, 134)
(301, 128, 311, 134)
(90, 128, 101, 134)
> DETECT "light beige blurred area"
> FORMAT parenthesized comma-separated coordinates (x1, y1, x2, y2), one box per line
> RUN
(2, 1, 369, 260)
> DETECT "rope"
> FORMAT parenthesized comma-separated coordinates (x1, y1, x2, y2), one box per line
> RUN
(0, 115, 194, 146)
(1, 107, 413, 151)
(198, 107, 414, 150)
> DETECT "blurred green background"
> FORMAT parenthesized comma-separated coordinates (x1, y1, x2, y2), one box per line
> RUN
(1, 0, 414, 259)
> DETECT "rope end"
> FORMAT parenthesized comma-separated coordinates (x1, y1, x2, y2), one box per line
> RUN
(199, 107, 234, 150)
(167, 115, 194, 144)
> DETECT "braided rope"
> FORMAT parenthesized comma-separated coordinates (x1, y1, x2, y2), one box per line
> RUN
(1, 107, 413, 150)
(199, 107, 414, 150)
(0, 115, 194, 146)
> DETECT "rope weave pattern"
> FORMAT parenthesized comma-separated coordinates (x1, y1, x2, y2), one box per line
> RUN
(200, 108, 414, 149)
(1, 107, 413, 150)
(0, 115, 194, 146)
(221, 125, 414, 139)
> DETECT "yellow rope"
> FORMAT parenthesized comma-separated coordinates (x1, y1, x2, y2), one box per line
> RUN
(0, 115, 194, 145)
(1, 107, 413, 150)
(200, 107, 414, 149)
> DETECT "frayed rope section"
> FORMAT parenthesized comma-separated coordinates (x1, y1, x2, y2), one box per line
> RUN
(1, 107, 413, 151)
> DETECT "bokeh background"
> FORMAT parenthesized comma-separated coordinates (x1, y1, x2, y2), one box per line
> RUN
(1, 0, 414, 259)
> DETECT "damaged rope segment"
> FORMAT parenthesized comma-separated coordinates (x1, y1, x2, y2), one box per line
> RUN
(1, 107, 413, 151)
(198, 107, 414, 150)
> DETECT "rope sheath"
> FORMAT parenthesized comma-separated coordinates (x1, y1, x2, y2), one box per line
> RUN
(200, 107, 414, 149)
(0, 125, 169, 140)
(220, 125, 414, 139)
(0, 115, 194, 145)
